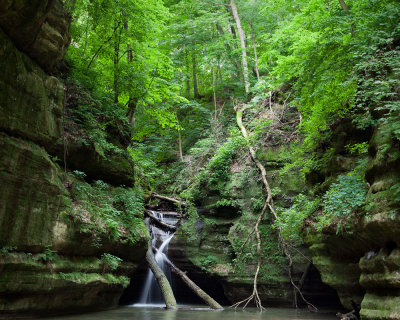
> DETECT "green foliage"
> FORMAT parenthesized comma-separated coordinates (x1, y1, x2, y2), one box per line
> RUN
(182, 129, 247, 204)
(68, 0, 181, 142)
(34, 247, 58, 263)
(317, 160, 368, 232)
(0, 246, 16, 256)
(57, 272, 129, 287)
(345, 142, 369, 155)
(275, 194, 319, 243)
(177, 205, 200, 243)
(69, 174, 146, 245)
(199, 255, 218, 271)
(258, 0, 400, 162)
(207, 132, 246, 182)
(323, 176, 366, 218)
(101, 253, 123, 271)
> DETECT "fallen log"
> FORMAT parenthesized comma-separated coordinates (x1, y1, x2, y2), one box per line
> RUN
(146, 238, 177, 310)
(157, 249, 223, 310)
(151, 193, 189, 207)
(144, 210, 177, 231)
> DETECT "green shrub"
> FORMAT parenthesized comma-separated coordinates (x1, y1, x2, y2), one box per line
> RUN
(317, 160, 368, 232)
(34, 247, 58, 263)
(275, 194, 319, 243)
(101, 253, 123, 271)
(199, 255, 218, 270)
(69, 175, 145, 245)
(0, 246, 16, 256)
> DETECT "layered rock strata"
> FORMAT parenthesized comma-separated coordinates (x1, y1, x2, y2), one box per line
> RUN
(0, 1, 146, 316)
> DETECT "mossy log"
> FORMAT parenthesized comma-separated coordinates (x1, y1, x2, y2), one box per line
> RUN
(150, 246, 223, 310)
(164, 257, 223, 310)
(145, 239, 177, 310)
(144, 210, 177, 231)
(151, 193, 189, 207)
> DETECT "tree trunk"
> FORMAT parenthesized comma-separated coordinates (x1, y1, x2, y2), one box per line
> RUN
(151, 193, 189, 207)
(63, 0, 76, 14)
(338, 0, 349, 11)
(177, 115, 183, 162)
(144, 210, 178, 231)
(164, 258, 223, 310)
(217, 64, 223, 84)
(250, 22, 260, 81)
(125, 21, 137, 130)
(230, 0, 250, 94)
(113, 20, 121, 104)
(212, 64, 217, 120)
(216, 23, 239, 81)
(185, 50, 191, 98)
(192, 53, 199, 99)
(145, 239, 177, 310)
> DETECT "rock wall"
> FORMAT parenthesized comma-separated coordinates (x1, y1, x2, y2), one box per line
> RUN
(169, 154, 339, 308)
(304, 120, 400, 319)
(0, 1, 147, 317)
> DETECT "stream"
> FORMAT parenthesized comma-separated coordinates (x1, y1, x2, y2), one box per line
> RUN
(47, 306, 336, 320)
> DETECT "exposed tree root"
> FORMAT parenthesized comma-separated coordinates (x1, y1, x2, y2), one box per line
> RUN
(232, 105, 318, 312)
(231, 201, 267, 310)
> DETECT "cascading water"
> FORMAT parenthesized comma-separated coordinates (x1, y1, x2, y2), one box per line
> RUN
(137, 211, 179, 306)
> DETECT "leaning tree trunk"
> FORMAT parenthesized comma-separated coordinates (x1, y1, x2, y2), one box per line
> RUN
(230, 0, 250, 94)
(250, 22, 260, 81)
(145, 239, 177, 309)
(162, 257, 223, 310)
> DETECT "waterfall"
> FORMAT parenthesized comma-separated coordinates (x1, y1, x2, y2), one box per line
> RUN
(137, 211, 179, 306)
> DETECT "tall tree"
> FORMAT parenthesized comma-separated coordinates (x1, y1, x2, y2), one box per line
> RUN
(230, 0, 250, 94)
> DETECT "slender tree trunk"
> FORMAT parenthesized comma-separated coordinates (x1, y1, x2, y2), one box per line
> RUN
(217, 64, 223, 84)
(113, 21, 121, 104)
(216, 23, 238, 81)
(84, 17, 89, 53)
(185, 50, 191, 98)
(192, 53, 199, 99)
(127, 98, 137, 129)
(250, 22, 260, 81)
(125, 20, 137, 130)
(212, 64, 217, 120)
(176, 115, 183, 161)
(230, 0, 250, 94)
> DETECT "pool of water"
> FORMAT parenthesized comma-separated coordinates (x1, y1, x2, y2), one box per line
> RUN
(47, 306, 337, 320)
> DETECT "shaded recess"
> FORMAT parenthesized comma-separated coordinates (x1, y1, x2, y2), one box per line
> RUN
(300, 264, 343, 309)
(119, 250, 230, 306)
